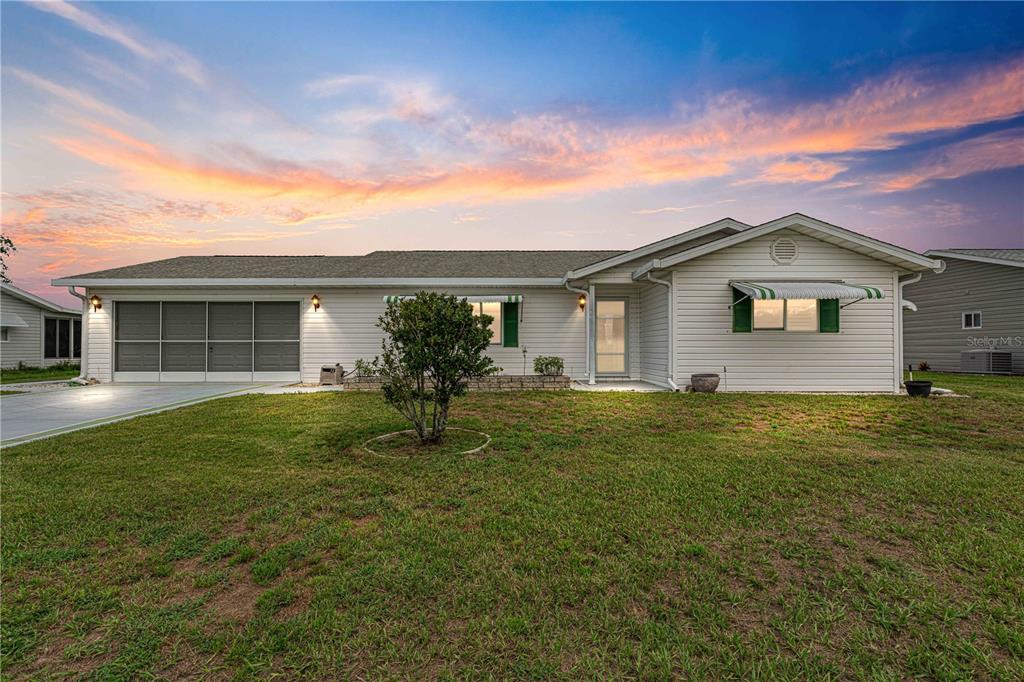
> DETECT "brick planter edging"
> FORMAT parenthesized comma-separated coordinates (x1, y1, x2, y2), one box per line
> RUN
(341, 375, 571, 392)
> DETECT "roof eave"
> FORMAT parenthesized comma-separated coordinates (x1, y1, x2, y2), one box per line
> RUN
(51, 276, 569, 288)
(924, 250, 1024, 269)
(564, 217, 749, 279)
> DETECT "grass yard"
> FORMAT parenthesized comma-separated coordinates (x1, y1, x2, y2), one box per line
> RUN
(2, 372, 1022, 679)
(0, 363, 79, 385)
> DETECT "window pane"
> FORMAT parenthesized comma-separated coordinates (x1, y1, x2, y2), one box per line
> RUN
(116, 302, 161, 340)
(597, 354, 625, 373)
(73, 320, 82, 358)
(254, 341, 299, 371)
(597, 300, 626, 318)
(58, 319, 70, 357)
(208, 342, 252, 372)
(208, 302, 252, 340)
(753, 300, 784, 329)
(787, 299, 817, 331)
(254, 302, 299, 340)
(116, 342, 159, 371)
(479, 301, 502, 344)
(44, 318, 57, 358)
(162, 342, 206, 372)
(162, 302, 206, 340)
(597, 317, 625, 353)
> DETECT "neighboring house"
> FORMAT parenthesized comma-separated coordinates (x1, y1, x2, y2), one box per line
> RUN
(53, 213, 942, 393)
(1, 283, 83, 369)
(903, 249, 1023, 375)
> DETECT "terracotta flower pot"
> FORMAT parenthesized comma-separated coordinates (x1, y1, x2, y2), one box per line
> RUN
(691, 373, 721, 393)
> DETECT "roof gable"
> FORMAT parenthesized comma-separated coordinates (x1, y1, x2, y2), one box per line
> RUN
(633, 213, 942, 277)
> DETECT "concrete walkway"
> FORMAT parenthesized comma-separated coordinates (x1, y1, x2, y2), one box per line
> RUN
(1, 383, 267, 447)
(571, 380, 670, 392)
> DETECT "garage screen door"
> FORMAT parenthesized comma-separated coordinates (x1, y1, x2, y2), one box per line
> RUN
(114, 301, 300, 379)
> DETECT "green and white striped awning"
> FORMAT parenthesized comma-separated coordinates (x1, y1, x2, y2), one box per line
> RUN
(732, 281, 884, 300)
(383, 294, 523, 303)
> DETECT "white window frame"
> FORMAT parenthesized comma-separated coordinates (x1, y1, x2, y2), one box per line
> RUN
(468, 301, 502, 345)
(753, 299, 819, 332)
(962, 311, 982, 330)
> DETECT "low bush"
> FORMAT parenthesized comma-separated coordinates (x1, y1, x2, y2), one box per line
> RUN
(533, 356, 564, 376)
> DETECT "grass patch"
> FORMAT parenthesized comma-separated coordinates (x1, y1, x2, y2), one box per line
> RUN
(364, 426, 489, 457)
(2, 372, 1022, 678)
(0, 363, 79, 384)
(1, 390, 25, 395)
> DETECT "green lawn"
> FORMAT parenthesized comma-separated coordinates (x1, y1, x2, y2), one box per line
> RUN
(2, 372, 1022, 679)
(0, 363, 79, 384)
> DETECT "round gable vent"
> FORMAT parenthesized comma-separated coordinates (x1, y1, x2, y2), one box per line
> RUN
(770, 237, 799, 264)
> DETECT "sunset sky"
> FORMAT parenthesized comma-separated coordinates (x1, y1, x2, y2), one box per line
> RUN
(2, 1, 1022, 304)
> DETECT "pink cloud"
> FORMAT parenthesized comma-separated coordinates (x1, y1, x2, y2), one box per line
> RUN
(879, 129, 1024, 191)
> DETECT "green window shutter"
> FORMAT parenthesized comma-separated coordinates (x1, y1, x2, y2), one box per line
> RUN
(502, 302, 519, 347)
(732, 288, 752, 333)
(819, 299, 840, 333)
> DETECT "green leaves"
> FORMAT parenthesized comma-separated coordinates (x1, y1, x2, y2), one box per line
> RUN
(374, 292, 500, 444)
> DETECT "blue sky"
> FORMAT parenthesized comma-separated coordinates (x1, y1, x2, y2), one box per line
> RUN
(2, 1, 1022, 302)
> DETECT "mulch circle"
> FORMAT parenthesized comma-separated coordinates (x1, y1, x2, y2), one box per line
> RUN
(362, 427, 491, 458)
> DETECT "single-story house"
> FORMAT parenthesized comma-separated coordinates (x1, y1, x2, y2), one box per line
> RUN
(904, 249, 1023, 375)
(53, 213, 943, 392)
(1, 282, 83, 369)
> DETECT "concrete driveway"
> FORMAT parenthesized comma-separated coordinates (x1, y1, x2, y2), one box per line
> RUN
(1, 383, 264, 447)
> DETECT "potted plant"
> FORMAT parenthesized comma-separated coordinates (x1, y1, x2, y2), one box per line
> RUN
(690, 373, 720, 393)
(533, 356, 564, 376)
(905, 380, 932, 397)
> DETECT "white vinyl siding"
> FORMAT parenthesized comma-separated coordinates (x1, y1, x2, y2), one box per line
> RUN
(1, 291, 81, 369)
(671, 229, 900, 392)
(0, 292, 42, 368)
(639, 283, 669, 385)
(84, 286, 588, 383)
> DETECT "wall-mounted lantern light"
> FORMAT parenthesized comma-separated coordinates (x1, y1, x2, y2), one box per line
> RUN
(89, 294, 102, 311)
(578, 294, 586, 312)
(311, 294, 321, 311)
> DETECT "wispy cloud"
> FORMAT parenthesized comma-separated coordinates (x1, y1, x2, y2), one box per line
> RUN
(307, 74, 453, 126)
(744, 157, 848, 184)
(28, 0, 209, 87)
(452, 212, 487, 224)
(879, 129, 1024, 191)
(6, 68, 147, 128)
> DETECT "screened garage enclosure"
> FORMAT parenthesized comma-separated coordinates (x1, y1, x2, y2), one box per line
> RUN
(114, 301, 300, 382)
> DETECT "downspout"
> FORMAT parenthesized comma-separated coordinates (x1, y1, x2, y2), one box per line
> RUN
(644, 272, 679, 391)
(896, 271, 925, 390)
(66, 286, 88, 382)
(564, 280, 591, 383)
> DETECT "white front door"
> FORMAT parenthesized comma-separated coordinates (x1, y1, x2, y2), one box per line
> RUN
(595, 299, 627, 375)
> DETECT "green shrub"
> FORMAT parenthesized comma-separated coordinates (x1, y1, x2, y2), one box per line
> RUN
(374, 292, 498, 444)
(533, 356, 564, 376)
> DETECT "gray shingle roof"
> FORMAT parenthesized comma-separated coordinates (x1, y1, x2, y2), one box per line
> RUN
(941, 249, 1024, 264)
(61, 251, 627, 280)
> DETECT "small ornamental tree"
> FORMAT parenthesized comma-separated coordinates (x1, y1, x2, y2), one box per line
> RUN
(373, 292, 499, 444)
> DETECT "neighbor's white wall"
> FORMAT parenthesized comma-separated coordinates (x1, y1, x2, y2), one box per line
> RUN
(1, 292, 42, 368)
(670, 229, 900, 392)
(84, 286, 588, 382)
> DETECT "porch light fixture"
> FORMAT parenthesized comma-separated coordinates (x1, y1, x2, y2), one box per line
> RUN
(311, 294, 321, 311)
(578, 294, 586, 311)
(89, 295, 102, 311)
